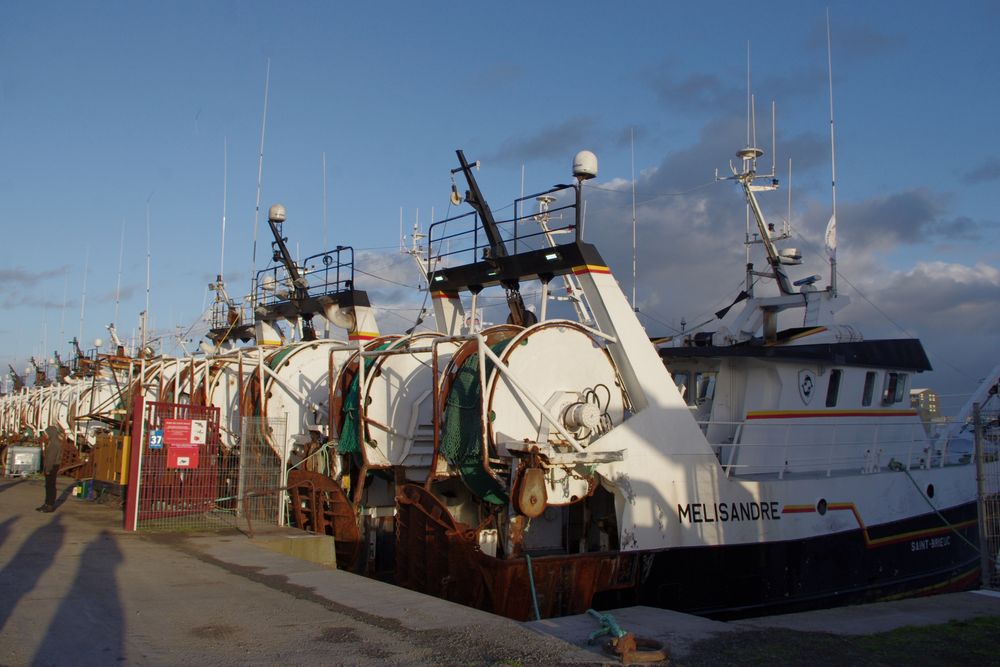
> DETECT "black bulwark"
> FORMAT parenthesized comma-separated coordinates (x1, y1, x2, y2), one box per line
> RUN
(659, 337, 933, 372)
(258, 288, 371, 322)
(427, 241, 607, 293)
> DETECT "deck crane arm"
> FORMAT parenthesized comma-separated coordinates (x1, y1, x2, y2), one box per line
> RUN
(28, 356, 46, 386)
(8, 364, 25, 391)
(453, 150, 535, 327)
(266, 206, 318, 341)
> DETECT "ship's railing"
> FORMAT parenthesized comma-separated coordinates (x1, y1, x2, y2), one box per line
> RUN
(426, 185, 577, 267)
(210, 297, 248, 333)
(697, 417, 979, 479)
(253, 246, 355, 308)
(70, 348, 99, 374)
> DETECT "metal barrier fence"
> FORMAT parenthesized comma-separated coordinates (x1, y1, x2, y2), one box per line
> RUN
(976, 403, 1000, 587)
(235, 415, 286, 532)
(126, 399, 285, 533)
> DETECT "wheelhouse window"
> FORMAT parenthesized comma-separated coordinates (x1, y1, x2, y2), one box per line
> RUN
(694, 372, 716, 405)
(882, 372, 908, 405)
(672, 371, 690, 404)
(825, 369, 842, 407)
(671, 370, 716, 406)
(862, 371, 877, 407)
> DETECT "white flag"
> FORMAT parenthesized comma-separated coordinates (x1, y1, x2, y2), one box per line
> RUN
(824, 214, 837, 260)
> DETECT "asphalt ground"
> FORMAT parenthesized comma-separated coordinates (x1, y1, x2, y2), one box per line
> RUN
(3, 474, 1000, 666)
(0, 476, 599, 666)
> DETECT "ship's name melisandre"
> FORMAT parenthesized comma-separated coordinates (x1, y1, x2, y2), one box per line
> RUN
(678, 501, 782, 523)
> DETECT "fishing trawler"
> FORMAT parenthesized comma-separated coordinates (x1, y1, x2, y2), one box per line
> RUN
(302, 145, 998, 620)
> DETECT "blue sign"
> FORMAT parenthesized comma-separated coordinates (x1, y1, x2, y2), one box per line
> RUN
(149, 429, 164, 449)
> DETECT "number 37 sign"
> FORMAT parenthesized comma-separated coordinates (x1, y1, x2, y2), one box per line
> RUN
(148, 429, 164, 449)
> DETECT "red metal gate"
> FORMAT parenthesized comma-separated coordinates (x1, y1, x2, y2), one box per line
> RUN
(125, 398, 223, 531)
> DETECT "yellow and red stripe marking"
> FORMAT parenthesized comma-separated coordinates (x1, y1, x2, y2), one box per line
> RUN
(781, 501, 976, 549)
(348, 331, 379, 342)
(781, 504, 817, 514)
(747, 409, 918, 420)
(878, 567, 981, 600)
(770, 326, 827, 343)
(571, 264, 611, 276)
(431, 290, 459, 300)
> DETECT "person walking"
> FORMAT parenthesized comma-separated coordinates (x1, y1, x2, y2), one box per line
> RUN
(37, 425, 63, 513)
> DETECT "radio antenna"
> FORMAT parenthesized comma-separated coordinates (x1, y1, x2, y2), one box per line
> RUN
(770, 101, 776, 177)
(630, 126, 638, 311)
(114, 217, 126, 325)
(825, 8, 839, 296)
(59, 267, 68, 339)
(78, 247, 90, 345)
(786, 158, 793, 238)
(322, 151, 328, 251)
(144, 193, 153, 348)
(743, 41, 753, 272)
(220, 136, 228, 278)
(745, 41, 751, 147)
(249, 58, 271, 305)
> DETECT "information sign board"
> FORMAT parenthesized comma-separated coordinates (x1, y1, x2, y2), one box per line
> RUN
(162, 419, 208, 445)
(167, 443, 200, 469)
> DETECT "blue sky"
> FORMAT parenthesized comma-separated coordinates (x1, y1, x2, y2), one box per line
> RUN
(1, 1, 998, 408)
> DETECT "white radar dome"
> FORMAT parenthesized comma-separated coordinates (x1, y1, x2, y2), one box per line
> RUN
(572, 150, 598, 181)
(93, 338, 103, 349)
(268, 204, 287, 223)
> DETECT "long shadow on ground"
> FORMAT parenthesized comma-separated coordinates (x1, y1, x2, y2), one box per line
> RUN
(33, 529, 125, 664)
(0, 516, 18, 553)
(0, 513, 66, 632)
(0, 480, 26, 494)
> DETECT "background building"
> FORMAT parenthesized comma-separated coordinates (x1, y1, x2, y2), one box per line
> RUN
(911, 388, 940, 422)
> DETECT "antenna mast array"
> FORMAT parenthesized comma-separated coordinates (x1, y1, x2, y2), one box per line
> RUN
(718, 43, 787, 297)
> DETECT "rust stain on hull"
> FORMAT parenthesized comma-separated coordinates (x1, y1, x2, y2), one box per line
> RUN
(395, 484, 638, 620)
(287, 469, 362, 572)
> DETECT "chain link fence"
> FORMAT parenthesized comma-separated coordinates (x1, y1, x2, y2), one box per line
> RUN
(234, 415, 286, 532)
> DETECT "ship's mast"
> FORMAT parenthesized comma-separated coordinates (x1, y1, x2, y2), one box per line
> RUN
(727, 133, 796, 297)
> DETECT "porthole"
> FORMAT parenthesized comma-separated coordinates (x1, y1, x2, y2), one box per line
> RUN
(926, 484, 935, 498)
(816, 499, 828, 515)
